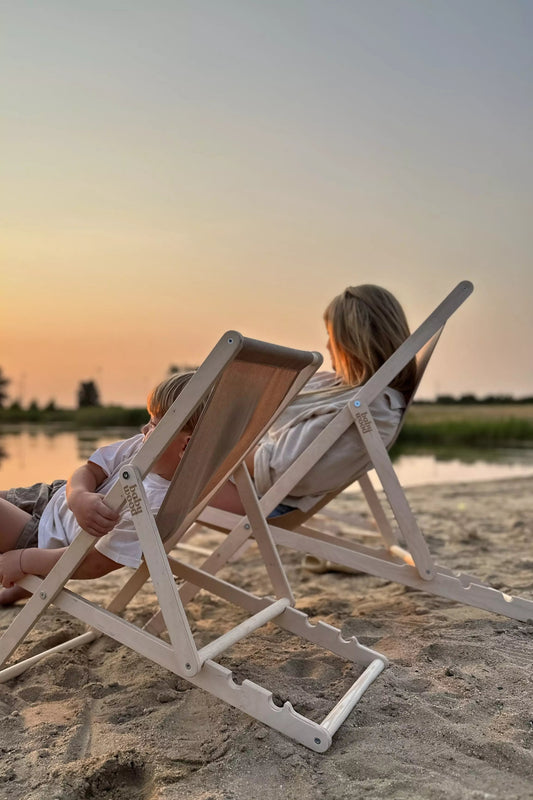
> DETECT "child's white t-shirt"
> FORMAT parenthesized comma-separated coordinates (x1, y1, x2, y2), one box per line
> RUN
(37, 434, 169, 568)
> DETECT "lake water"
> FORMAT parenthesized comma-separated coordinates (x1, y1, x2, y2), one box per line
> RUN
(1, 427, 533, 490)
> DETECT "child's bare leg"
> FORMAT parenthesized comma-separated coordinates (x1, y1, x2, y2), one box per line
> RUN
(0, 498, 33, 604)
(0, 585, 30, 605)
(0, 498, 32, 552)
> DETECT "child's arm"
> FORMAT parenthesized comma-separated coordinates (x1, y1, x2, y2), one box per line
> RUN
(0, 545, 121, 588)
(66, 461, 121, 537)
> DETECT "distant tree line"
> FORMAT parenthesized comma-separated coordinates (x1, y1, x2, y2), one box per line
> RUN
(2, 364, 532, 419)
(0, 368, 109, 423)
(0, 365, 200, 428)
(0, 366, 201, 413)
(416, 393, 533, 405)
(0, 369, 103, 412)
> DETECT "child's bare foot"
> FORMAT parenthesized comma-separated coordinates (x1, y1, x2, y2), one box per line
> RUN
(0, 585, 31, 606)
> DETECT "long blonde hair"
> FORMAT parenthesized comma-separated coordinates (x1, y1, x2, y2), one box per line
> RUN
(324, 284, 417, 400)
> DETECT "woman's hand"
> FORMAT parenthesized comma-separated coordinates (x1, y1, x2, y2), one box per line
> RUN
(68, 491, 120, 537)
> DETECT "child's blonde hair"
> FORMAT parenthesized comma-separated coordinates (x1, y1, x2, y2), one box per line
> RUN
(324, 284, 417, 400)
(147, 372, 205, 432)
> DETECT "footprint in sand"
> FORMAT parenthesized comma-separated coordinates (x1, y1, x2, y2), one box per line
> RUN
(57, 751, 154, 800)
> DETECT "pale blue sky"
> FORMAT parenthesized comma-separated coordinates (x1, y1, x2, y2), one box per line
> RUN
(3, 1, 532, 405)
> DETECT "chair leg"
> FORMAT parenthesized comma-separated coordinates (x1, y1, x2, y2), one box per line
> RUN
(357, 472, 400, 548)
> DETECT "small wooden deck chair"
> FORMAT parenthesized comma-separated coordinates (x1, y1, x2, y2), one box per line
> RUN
(190, 282, 533, 623)
(0, 332, 388, 753)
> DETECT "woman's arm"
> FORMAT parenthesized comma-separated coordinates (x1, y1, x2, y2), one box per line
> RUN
(254, 392, 403, 501)
(208, 448, 257, 514)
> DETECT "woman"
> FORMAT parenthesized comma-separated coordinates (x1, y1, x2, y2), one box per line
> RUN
(211, 284, 416, 515)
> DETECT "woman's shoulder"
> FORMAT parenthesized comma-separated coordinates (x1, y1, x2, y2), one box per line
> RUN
(305, 372, 405, 405)
(304, 371, 343, 392)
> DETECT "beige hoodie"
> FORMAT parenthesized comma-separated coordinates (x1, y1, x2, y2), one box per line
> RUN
(253, 371, 405, 511)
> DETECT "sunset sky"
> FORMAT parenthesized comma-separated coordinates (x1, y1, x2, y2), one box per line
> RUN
(3, 1, 532, 408)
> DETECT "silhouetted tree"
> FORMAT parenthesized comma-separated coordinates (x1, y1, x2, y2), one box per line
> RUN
(168, 363, 198, 375)
(0, 368, 10, 408)
(435, 394, 456, 405)
(77, 380, 101, 408)
(27, 399, 40, 421)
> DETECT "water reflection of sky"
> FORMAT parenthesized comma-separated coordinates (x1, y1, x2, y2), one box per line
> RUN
(1, 429, 533, 490)
(374, 452, 533, 489)
(0, 429, 138, 487)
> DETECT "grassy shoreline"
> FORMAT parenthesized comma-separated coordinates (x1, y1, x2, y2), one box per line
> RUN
(1, 403, 533, 448)
(0, 405, 148, 429)
(399, 403, 533, 447)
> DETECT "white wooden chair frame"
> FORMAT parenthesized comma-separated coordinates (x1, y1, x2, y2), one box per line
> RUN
(0, 332, 388, 753)
(188, 282, 533, 624)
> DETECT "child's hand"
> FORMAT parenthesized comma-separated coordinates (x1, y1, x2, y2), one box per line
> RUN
(0, 550, 26, 588)
(69, 491, 120, 537)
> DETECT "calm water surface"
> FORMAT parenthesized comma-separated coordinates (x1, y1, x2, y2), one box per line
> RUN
(1, 427, 533, 490)
(0, 428, 139, 487)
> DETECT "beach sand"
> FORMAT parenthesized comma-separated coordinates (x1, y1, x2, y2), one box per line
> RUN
(1, 476, 532, 800)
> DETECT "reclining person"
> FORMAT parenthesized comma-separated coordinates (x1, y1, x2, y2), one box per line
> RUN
(210, 284, 416, 517)
(0, 373, 204, 605)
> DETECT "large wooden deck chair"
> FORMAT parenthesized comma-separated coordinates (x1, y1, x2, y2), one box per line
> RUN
(0, 332, 389, 753)
(190, 282, 533, 623)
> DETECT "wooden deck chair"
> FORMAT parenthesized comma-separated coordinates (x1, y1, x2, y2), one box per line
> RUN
(0, 332, 388, 753)
(189, 282, 533, 624)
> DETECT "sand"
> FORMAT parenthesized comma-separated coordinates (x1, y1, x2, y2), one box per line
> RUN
(0, 476, 532, 800)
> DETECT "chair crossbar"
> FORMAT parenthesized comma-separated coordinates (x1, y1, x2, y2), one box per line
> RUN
(197, 597, 291, 664)
(320, 658, 386, 736)
(0, 627, 97, 683)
